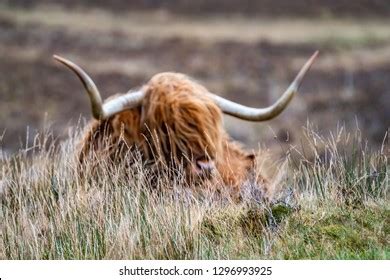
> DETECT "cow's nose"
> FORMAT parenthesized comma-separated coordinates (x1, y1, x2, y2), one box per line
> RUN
(196, 158, 215, 177)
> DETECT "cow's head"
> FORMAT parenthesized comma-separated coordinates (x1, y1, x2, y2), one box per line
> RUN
(53, 52, 318, 181)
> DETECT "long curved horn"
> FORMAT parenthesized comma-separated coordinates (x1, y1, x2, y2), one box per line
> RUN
(53, 55, 104, 119)
(210, 51, 319, 121)
(53, 55, 145, 120)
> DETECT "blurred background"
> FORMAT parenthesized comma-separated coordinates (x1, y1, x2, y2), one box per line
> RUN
(0, 0, 389, 157)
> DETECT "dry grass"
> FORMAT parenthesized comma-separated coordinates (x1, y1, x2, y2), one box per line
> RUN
(0, 125, 388, 259)
(1, 2, 388, 260)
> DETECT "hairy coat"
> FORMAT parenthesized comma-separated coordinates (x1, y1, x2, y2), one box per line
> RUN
(80, 73, 261, 199)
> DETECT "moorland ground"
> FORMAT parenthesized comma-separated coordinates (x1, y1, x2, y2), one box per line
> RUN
(0, 1, 389, 259)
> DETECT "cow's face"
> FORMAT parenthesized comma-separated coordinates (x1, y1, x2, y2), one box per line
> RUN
(140, 73, 223, 180)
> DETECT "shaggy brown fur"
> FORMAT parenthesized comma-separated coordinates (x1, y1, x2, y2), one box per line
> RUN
(79, 72, 268, 200)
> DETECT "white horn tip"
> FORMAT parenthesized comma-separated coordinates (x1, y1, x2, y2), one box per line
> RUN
(309, 50, 320, 64)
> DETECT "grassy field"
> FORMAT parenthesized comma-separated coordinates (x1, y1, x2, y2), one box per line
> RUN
(1, 4, 390, 154)
(0, 126, 388, 259)
(0, 2, 389, 260)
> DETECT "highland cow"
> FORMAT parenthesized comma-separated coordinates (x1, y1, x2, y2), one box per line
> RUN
(53, 51, 318, 200)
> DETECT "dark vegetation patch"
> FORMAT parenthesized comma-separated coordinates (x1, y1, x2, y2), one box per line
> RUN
(5, 0, 390, 18)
